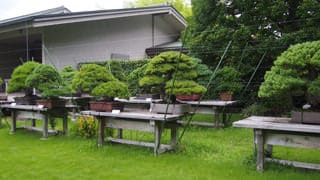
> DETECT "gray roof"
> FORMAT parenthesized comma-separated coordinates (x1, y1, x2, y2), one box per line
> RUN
(0, 5, 187, 33)
(0, 6, 71, 27)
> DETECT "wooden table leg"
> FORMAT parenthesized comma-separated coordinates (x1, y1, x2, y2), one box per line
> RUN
(42, 114, 49, 139)
(10, 111, 16, 134)
(214, 111, 219, 128)
(255, 129, 264, 171)
(31, 119, 36, 127)
(266, 144, 273, 158)
(154, 121, 162, 156)
(98, 118, 105, 147)
(117, 129, 123, 139)
(62, 114, 68, 135)
(170, 124, 178, 150)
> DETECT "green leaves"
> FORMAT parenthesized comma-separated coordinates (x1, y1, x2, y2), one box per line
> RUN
(258, 41, 320, 102)
(91, 81, 130, 99)
(7, 61, 40, 93)
(72, 64, 116, 93)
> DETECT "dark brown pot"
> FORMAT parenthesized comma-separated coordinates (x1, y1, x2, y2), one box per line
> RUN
(14, 95, 39, 105)
(291, 111, 320, 124)
(89, 101, 124, 112)
(36, 99, 66, 109)
(176, 94, 201, 101)
(219, 92, 233, 101)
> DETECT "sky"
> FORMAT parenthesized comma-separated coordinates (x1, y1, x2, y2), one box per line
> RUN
(0, 0, 135, 20)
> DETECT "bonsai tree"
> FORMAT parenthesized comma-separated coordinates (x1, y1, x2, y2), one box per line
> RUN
(259, 41, 320, 110)
(25, 64, 67, 99)
(165, 80, 207, 95)
(60, 66, 78, 95)
(91, 81, 130, 101)
(72, 64, 117, 94)
(213, 66, 243, 96)
(107, 61, 127, 82)
(127, 64, 148, 96)
(139, 51, 206, 102)
(7, 61, 40, 96)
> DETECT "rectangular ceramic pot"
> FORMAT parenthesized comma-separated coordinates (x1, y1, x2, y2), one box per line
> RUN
(291, 111, 320, 124)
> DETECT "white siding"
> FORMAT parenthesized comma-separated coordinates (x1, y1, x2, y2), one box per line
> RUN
(43, 15, 181, 70)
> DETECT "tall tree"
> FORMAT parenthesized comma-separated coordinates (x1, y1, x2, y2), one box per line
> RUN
(188, 0, 320, 103)
(125, 0, 192, 18)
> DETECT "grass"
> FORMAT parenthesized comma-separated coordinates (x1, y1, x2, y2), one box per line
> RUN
(0, 114, 320, 179)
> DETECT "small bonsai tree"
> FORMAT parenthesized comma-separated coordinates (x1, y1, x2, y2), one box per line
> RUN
(25, 64, 66, 98)
(258, 41, 320, 110)
(7, 61, 40, 96)
(139, 51, 206, 102)
(127, 64, 148, 96)
(213, 66, 243, 95)
(107, 61, 127, 82)
(72, 64, 117, 93)
(91, 81, 130, 100)
(165, 80, 207, 95)
(60, 66, 78, 95)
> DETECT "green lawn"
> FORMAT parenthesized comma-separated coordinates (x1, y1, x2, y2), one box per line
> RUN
(0, 115, 320, 179)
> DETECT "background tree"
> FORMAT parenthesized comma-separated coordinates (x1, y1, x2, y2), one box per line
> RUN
(188, 0, 320, 104)
(125, 0, 192, 18)
(258, 41, 320, 112)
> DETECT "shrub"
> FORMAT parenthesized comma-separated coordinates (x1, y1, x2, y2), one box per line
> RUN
(107, 61, 127, 82)
(78, 115, 97, 138)
(91, 81, 130, 99)
(165, 80, 207, 95)
(72, 64, 116, 93)
(213, 66, 243, 94)
(26, 64, 62, 92)
(60, 66, 78, 93)
(127, 64, 148, 95)
(7, 61, 40, 94)
(258, 41, 320, 109)
(139, 51, 204, 101)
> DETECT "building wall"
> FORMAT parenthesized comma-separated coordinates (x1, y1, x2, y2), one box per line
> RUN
(43, 15, 179, 70)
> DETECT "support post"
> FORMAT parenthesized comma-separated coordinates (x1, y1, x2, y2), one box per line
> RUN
(10, 111, 16, 134)
(42, 114, 49, 139)
(62, 114, 68, 135)
(154, 121, 162, 156)
(170, 124, 178, 150)
(98, 118, 105, 147)
(255, 129, 264, 171)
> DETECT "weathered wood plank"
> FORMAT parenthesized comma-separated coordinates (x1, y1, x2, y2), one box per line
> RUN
(264, 133, 320, 149)
(106, 119, 154, 132)
(21, 126, 58, 134)
(107, 137, 173, 151)
(265, 158, 320, 170)
(177, 120, 217, 127)
(255, 130, 264, 171)
(81, 111, 183, 121)
(233, 116, 320, 133)
(16, 111, 46, 120)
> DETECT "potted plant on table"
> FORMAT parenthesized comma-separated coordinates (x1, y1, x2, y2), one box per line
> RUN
(7, 61, 40, 105)
(90, 81, 130, 112)
(139, 51, 205, 114)
(72, 64, 125, 112)
(258, 41, 320, 124)
(25, 64, 68, 109)
(213, 66, 242, 101)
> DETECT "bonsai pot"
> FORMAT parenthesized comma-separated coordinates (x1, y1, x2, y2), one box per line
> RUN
(219, 92, 233, 101)
(176, 94, 201, 101)
(14, 95, 40, 105)
(291, 111, 320, 124)
(150, 103, 190, 114)
(89, 101, 124, 112)
(35, 98, 66, 109)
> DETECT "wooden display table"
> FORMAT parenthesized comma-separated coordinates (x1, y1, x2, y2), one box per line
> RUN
(81, 110, 184, 155)
(233, 116, 320, 171)
(178, 100, 237, 127)
(0, 104, 68, 139)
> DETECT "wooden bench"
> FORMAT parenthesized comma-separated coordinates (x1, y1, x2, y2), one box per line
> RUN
(233, 116, 320, 171)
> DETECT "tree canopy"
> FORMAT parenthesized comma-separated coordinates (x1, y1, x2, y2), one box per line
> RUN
(125, 0, 192, 18)
(188, 0, 320, 103)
